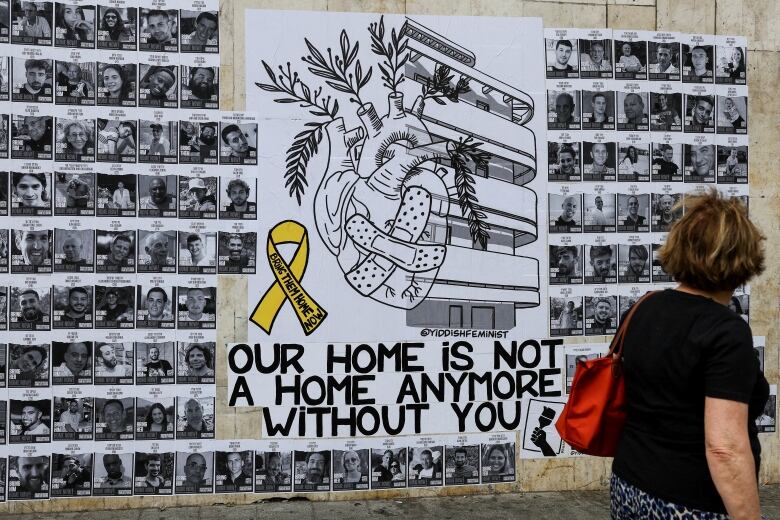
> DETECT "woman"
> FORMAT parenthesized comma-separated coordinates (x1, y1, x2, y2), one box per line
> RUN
(100, 64, 133, 102)
(618, 146, 639, 177)
(61, 120, 93, 156)
(100, 8, 134, 42)
(144, 402, 171, 433)
(184, 344, 214, 377)
(722, 47, 746, 80)
(56, 4, 93, 42)
(13, 172, 49, 208)
(14, 345, 48, 379)
(341, 450, 364, 483)
(484, 444, 510, 476)
(372, 450, 394, 482)
(611, 189, 767, 518)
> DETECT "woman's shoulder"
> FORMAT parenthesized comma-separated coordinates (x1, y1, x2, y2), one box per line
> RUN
(652, 290, 751, 343)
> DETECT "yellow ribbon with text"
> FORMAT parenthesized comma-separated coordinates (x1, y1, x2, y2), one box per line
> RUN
(250, 220, 327, 335)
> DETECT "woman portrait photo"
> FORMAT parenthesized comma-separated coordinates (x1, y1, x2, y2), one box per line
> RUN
(143, 402, 172, 433)
(55, 4, 93, 45)
(58, 120, 94, 159)
(483, 444, 512, 477)
(97, 63, 135, 105)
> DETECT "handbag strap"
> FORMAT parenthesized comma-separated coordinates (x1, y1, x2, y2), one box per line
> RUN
(607, 290, 658, 361)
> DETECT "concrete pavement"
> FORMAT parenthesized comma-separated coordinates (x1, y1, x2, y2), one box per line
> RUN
(2, 486, 778, 519)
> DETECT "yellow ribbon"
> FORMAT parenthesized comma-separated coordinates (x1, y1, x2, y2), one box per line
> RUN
(250, 220, 327, 336)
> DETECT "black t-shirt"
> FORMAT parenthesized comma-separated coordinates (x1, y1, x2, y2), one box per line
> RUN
(612, 289, 769, 514)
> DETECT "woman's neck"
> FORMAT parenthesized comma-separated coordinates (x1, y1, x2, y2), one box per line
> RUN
(675, 284, 733, 306)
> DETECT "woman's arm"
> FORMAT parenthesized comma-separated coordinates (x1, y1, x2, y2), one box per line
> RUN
(704, 397, 761, 519)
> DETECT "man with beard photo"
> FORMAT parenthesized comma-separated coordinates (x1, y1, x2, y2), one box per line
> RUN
(140, 454, 165, 490)
(97, 454, 132, 489)
(19, 402, 50, 436)
(551, 245, 580, 283)
(305, 451, 328, 486)
(450, 447, 478, 479)
(621, 244, 649, 283)
(15, 59, 52, 102)
(587, 297, 615, 334)
(16, 289, 47, 325)
(56, 400, 83, 434)
(186, 66, 216, 101)
(143, 344, 172, 377)
(139, 177, 176, 211)
(57, 455, 91, 492)
(223, 233, 251, 270)
(16, 116, 52, 156)
(95, 343, 131, 378)
(587, 245, 615, 282)
(223, 178, 255, 214)
(59, 286, 90, 325)
(14, 456, 50, 496)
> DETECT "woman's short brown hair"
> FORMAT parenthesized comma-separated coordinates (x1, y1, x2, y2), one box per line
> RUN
(659, 188, 765, 291)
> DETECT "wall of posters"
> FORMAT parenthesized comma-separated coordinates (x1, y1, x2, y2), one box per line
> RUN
(0, 4, 767, 502)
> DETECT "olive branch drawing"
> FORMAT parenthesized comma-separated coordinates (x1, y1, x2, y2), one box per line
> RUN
(255, 61, 339, 204)
(421, 64, 471, 104)
(450, 137, 492, 249)
(369, 15, 408, 94)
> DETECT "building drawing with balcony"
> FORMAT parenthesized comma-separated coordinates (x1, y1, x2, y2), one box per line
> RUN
(399, 18, 541, 331)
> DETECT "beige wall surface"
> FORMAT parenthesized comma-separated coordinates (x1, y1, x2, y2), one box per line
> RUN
(6, 0, 778, 513)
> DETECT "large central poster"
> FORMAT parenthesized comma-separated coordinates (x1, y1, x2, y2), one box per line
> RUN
(245, 11, 548, 343)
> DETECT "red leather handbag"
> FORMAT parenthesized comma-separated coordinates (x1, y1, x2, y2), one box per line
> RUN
(555, 291, 656, 457)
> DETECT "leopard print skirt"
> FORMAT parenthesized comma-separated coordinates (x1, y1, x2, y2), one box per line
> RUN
(610, 473, 730, 519)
